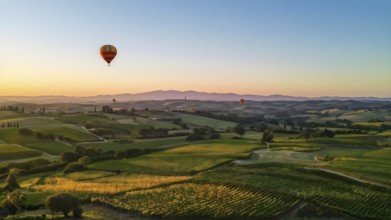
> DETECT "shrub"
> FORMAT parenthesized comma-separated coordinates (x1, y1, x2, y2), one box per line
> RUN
(72, 207, 83, 218)
(186, 134, 204, 141)
(115, 151, 126, 159)
(45, 193, 80, 217)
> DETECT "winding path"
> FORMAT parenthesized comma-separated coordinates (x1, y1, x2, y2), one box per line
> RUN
(77, 126, 109, 145)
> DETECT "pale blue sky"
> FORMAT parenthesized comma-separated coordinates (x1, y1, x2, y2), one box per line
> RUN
(0, 0, 390, 97)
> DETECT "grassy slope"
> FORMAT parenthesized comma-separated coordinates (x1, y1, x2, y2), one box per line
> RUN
(327, 148, 391, 185)
(33, 127, 97, 142)
(0, 144, 42, 161)
(24, 141, 74, 155)
(0, 128, 39, 144)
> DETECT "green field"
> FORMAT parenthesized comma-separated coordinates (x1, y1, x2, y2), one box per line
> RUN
(24, 191, 54, 207)
(0, 111, 25, 120)
(0, 123, 96, 145)
(340, 110, 391, 122)
(24, 141, 74, 155)
(82, 136, 190, 151)
(177, 113, 237, 129)
(309, 136, 380, 147)
(139, 111, 237, 129)
(90, 143, 256, 175)
(33, 127, 98, 142)
(327, 148, 391, 185)
(235, 142, 377, 166)
(0, 144, 42, 161)
(117, 116, 181, 129)
(56, 113, 115, 125)
(0, 128, 39, 144)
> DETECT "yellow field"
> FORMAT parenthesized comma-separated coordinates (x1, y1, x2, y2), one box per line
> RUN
(33, 174, 191, 194)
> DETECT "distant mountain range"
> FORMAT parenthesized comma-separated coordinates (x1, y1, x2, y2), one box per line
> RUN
(0, 90, 390, 103)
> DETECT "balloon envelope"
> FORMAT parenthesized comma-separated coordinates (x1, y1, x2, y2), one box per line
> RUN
(240, 99, 245, 105)
(100, 45, 117, 65)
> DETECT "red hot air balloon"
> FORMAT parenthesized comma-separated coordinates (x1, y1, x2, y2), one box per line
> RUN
(100, 45, 117, 66)
(240, 99, 245, 105)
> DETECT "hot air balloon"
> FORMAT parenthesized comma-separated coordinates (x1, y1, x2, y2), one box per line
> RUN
(240, 99, 245, 105)
(100, 45, 117, 66)
(112, 99, 116, 103)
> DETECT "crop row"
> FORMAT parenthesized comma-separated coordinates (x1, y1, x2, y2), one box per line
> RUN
(93, 183, 299, 218)
(196, 165, 391, 219)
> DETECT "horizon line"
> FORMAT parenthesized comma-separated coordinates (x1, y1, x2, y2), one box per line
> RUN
(0, 90, 390, 99)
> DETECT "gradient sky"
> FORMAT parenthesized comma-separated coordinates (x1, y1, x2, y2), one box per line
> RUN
(0, 0, 390, 97)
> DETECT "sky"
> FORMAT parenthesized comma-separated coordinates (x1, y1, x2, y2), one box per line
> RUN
(0, 0, 390, 97)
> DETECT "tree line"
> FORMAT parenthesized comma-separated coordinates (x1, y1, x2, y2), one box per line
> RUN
(0, 106, 24, 113)
(1, 122, 19, 128)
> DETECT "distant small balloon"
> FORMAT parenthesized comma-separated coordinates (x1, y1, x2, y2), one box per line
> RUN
(100, 45, 117, 66)
(112, 98, 116, 103)
(240, 99, 245, 105)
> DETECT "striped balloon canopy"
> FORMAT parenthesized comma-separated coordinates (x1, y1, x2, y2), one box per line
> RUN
(100, 45, 117, 66)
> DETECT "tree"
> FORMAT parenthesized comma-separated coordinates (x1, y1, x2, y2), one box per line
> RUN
(45, 193, 80, 217)
(74, 145, 85, 156)
(4, 174, 20, 192)
(6, 190, 25, 210)
(302, 130, 311, 142)
(261, 129, 274, 143)
(61, 152, 78, 163)
(234, 125, 245, 138)
(0, 189, 25, 217)
(64, 162, 84, 174)
(323, 129, 335, 138)
(18, 128, 33, 136)
(77, 156, 92, 167)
